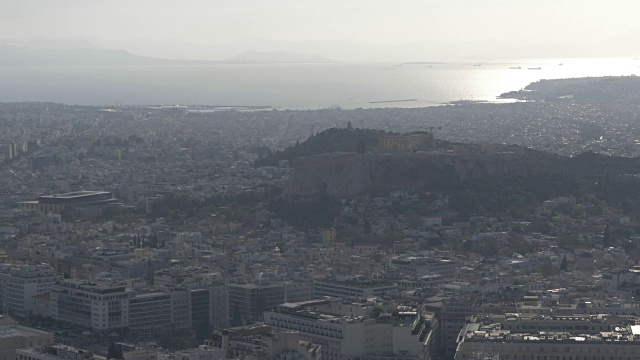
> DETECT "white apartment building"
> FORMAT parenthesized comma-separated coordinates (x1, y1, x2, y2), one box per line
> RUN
(2, 265, 62, 319)
(50, 280, 132, 332)
(264, 301, 425, 360)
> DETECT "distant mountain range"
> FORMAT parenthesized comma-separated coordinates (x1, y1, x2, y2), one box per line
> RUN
(2, 33, 640, 65)
(3, 34, 640, 63)
(0, 45, 337, 66)
(0, 45, 190, 66)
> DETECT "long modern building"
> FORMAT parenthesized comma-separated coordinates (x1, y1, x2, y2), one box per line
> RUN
(19, 191, 119, 214)
(47, 279, 228, 335)
(455, 314, 640, 360)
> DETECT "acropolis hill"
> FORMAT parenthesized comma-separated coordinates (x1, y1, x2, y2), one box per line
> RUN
(284, 133, 529, 198)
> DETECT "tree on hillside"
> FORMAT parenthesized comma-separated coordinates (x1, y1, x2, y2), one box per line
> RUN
(560, 255, 568, 271)
(107, 340, 123, 360)
(603, 224, 611, 247)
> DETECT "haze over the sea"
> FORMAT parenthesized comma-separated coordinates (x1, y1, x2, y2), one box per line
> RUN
(1, 58, 637, 109)
(2, 0, 640, 107)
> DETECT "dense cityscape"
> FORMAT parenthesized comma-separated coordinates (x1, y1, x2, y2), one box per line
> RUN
(2, 76, 640, 360)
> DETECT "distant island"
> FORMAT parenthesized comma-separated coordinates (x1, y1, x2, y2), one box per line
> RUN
(221, 51, 337, 64)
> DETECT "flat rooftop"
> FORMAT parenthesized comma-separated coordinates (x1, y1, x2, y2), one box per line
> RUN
(0, 324, 53, 338)
(460, 314, 639, 344)
(34, 191, 116, 206)
(38, 191, 111, 199)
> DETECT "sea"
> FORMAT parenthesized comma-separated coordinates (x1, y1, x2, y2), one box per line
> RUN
(0, 57, 639, 110)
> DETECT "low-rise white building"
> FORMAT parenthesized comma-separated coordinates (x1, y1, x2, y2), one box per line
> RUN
(50, 280, 132, 332)
(264, 299, 430, 360)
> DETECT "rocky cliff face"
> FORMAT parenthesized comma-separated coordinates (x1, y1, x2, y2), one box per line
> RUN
(283, 151, 529, 198)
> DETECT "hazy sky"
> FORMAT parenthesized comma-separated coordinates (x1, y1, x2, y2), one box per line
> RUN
(2, 0, 638, 45)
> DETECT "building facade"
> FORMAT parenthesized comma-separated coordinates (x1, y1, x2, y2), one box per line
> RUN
(0, 317, 54, 360)
(264, 300, 429, 360)
(314, 279, 397, 299)
(228, 283, 285, 326)
(128, 292, 172, 337)
(2, 265, 62, 319)
(50, 280, 132, 332)
(455, 314, 640, 360)
(210, 284, 229, 328)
